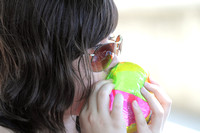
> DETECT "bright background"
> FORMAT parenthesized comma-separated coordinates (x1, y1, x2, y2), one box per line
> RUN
(114, 0, 200, 132)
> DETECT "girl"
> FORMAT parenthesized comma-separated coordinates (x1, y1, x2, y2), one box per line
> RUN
(0, 0, 172, 132)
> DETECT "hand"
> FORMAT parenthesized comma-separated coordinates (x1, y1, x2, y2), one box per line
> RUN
(79, 80, 126, 133)
(132, 77, 172, 133)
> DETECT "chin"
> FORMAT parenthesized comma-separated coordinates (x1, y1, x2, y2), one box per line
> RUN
(93, 71, 107, 82)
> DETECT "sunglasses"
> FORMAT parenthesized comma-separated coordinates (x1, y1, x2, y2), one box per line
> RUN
(89, 35, 123, 72)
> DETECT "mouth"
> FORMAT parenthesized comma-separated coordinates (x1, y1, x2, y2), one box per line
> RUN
(107, 66, 115, 73)
(103, 55, 120, 74)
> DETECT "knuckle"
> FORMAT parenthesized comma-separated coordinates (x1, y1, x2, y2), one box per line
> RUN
(116, 93, 123, 100)
(154, 87, 159, 93)
(137, 118, 147, 127)
(146, 92, 154, 100)
(93, 81, 103, 90)
(96, 80, 111, 88)
(88, 113, 96, 124)
(156, 83, 161, 87)
(112, 117, 126, 129)
(98, 118, 107, 127)
(98, 83, 114, 97)
(112, 121, 122, 129)
(98, 88, 108, 98)
(93, 83, 100, 90)
(151, 85, 159, 94)
(113, 103, 122, 110)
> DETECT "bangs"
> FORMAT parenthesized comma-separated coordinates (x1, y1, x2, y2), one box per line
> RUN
(103, 0, 119, 37)
(108, 0, 119, 35)
(76, 0, 119, 49)
(73, 0, 119, 101)
(95, 0, 119, 45)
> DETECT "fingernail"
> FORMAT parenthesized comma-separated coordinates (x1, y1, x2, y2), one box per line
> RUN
(144, 82, 149, 86)
(141, 87, 147, 93)
(133, 100, 139, 108)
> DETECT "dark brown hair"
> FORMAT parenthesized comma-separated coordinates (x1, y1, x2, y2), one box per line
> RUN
(0, 0, 118, 132)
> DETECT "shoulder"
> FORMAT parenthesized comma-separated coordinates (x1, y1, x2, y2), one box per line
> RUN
(0, 126, 14, 133)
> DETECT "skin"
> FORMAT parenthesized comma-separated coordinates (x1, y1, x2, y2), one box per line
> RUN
(132, 77, 172, 133)
(69, 36, 118, 115)
(64, 37, 172, 133)
(79, 77, 172, 133)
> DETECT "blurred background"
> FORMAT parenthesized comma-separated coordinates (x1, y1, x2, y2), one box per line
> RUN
(114, 0, 200, 132)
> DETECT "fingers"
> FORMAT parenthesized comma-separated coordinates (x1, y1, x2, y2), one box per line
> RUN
(80, 79, 126, 133)
(144, 78, 172, 122)
(80, 79, 114, 130)
(88, 80, 113, 112)
(143, 77, 172, 131)
(148, 76, 160, 85)
(145, 81, 172, 112)
(131, 77, 172, 133)
(146, 77, 172, 105)
(145, 81, 171, 106)
(132, 100, 149, 133)
(111, 93, 124, 121)
(141, 87, 164, 130)
(97, 82, 115, 115)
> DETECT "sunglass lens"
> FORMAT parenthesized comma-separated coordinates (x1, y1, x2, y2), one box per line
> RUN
(91, 43, 114, 72)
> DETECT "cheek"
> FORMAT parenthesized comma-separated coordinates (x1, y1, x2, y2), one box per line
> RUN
(71, 71, 107, 115)
(71, 56, 109, 115)
(93, 71, 107, 83)
(70, 78, 86, 115)
(71, 99, 85, 115)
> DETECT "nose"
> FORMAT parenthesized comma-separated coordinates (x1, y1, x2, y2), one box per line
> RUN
(104, 54, 120, 73)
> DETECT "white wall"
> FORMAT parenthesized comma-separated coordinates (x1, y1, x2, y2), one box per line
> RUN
(115, 0, 200, 131)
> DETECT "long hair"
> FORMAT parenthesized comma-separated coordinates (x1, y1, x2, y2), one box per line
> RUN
(0, 0, 118, 132)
